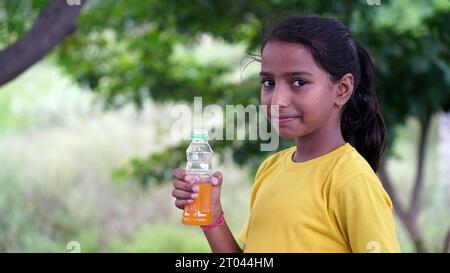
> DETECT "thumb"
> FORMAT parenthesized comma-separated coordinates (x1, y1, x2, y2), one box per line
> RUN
(210, 171, 223, 187)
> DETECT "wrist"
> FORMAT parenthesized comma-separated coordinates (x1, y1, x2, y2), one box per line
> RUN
(201, 211, 225, 231)
(212, 203, 223, 221)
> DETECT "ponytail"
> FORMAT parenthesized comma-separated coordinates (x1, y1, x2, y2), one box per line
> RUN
(340, 41, 386, 172)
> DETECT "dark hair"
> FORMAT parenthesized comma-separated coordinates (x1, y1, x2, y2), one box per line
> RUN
(262, 15, 386, 172)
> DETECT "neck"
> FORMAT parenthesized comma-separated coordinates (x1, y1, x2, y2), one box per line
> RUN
(293, 119, 345, 163)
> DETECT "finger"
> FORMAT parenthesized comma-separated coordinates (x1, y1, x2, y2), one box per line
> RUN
(174, 179, 199, 192)
(175, 199, 193, 209)
(172, 188, 198, 199)
(211, 171, 223, 186)
(172, 168, 187, 180)
(185, 175, 200, 184)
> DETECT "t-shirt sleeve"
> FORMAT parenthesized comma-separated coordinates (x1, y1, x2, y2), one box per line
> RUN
(238, 216, 249, 245)
(332, 174, 401, 253)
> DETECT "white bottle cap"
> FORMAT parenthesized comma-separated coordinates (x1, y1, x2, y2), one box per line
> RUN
(192, 128, 208, 139)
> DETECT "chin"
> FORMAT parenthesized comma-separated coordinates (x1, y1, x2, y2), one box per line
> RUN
(276, 126, 304, 140)
(276, 118, 317, 139)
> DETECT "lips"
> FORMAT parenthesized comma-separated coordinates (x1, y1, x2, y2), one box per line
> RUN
(270, 114, 301, 125)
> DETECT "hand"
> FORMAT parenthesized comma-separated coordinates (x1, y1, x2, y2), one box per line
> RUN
(172, 168, 224, 222)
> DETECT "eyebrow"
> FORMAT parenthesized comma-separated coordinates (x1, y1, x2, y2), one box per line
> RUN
(259, 71, 313, 77)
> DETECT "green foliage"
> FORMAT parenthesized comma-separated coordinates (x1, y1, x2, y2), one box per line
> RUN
(0, 0, 49, 45)
(1, 0, 449, 187)
(0, 62, 165, 252)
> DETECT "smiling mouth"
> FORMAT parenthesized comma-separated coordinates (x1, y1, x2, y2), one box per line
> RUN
(270, 115, 301, 125)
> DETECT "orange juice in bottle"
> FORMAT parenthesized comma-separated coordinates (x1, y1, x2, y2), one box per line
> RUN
(182, 129, 213, 225)
(182, 176, 212, 225)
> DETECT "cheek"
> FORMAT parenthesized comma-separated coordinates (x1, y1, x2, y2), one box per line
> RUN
(294, 92, 331, 123)
(303, 95, 334, 123)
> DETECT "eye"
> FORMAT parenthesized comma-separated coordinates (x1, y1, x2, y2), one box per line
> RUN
(261, 79, 275, 88)
(292, 79, 307, 87)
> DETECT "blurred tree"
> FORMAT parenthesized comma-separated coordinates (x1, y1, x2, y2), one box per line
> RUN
(0, 0, 449, 252)
(0, 0, 87, 85)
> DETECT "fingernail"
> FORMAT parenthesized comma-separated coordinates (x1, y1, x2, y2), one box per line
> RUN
(193, 186, 199, 192)
(191, 193, 198, 199)
(211, 176, 218, 185)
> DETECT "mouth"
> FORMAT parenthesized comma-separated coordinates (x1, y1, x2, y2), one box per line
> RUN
(270, 114, 301, 125)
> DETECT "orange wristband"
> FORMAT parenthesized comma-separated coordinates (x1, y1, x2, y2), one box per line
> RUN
(200, 211, 224, 231)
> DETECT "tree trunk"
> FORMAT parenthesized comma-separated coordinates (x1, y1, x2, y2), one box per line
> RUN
(378, 113, 432, 253)
(378, 163, 426, 252)
(444, 228, 450, 253)
(0, 0, 86, 86)
(410, 112, 432, 219)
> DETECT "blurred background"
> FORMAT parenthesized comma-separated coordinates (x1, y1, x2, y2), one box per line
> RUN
(0, 0, 449, 253)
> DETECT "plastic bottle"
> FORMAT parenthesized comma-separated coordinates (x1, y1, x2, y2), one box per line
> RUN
(182, 128, 213, 225)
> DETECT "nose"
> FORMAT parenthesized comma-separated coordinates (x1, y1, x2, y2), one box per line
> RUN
(271, 85, 290, 108)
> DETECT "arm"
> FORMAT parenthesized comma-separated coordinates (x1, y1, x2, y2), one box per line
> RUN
(202, 204, 243, 253)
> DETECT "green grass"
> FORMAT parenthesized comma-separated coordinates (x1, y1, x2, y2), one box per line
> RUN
(110, 222, 211, 252)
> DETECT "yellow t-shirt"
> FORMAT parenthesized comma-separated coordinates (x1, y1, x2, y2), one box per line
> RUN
(238, 143, 400, 253)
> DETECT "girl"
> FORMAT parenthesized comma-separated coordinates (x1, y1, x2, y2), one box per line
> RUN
(172, 15, 400, 253)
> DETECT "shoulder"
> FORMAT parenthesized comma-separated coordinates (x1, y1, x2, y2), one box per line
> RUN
(247, 146, 295, 207)
(330, 145, 379, 190)
(255, 146, 295, 178)
(329, 146, 392, 209)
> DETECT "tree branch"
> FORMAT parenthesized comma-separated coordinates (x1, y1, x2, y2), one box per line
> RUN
(410, 112, 432, 219)
(444, 227, 450, 253)
(378, 161, 408, 226)
(0, 0, 87, 86)
(378, 160, 426, 252)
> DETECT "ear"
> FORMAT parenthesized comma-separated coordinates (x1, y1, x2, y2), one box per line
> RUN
(334, 73, 354, 109)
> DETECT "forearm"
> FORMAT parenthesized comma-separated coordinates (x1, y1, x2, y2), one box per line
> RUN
(202, 205, 243, 253)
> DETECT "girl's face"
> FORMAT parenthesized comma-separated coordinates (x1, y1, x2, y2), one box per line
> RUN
(260, 41, 343, 140)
